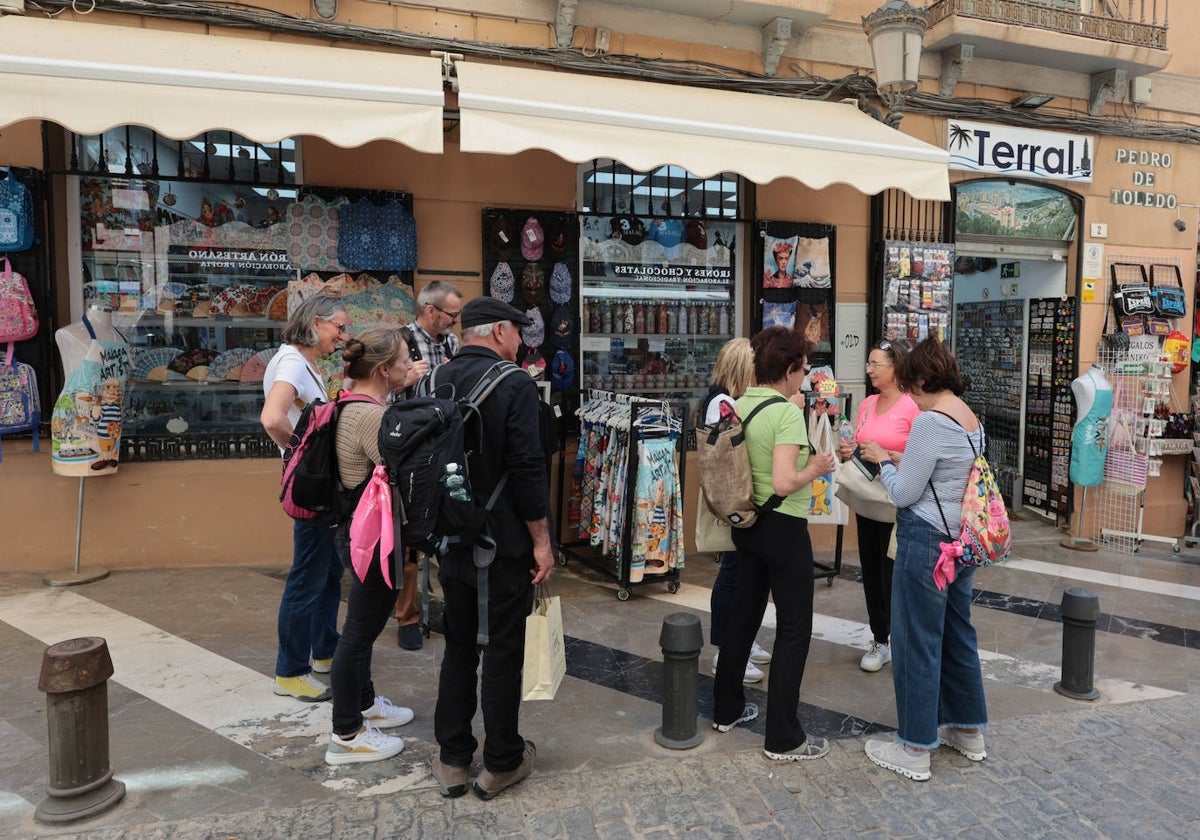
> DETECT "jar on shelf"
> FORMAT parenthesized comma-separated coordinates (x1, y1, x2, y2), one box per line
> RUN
(677, 301, 689, 334)
(600, 299, 613, 333)
(656, 302, 669, 334)
(718, 302, 730, 334)
(666, 304, 678, 334)
(623, 300, 636, 334)
(634, 301, 646, 334)
(688, 304, 699, 335)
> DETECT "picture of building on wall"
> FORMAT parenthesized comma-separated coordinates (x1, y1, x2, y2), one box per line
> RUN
(955, 181, 1077, 240)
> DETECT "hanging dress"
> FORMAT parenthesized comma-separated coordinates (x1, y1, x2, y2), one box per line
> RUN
(51, 316, 130, 476)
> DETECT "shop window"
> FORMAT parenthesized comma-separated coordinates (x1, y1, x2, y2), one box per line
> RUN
(578, 160, 745, 219)
(60, 128, 416, 463)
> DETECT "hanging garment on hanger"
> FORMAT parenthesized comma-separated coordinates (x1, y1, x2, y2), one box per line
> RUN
(50, 314, 130, 476)
(630, 437, 683, 582)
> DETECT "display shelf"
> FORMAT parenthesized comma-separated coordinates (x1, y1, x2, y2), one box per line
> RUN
(580, 332, 733, 341)
(1023, 298, 1076, 516)
(115, 314, 283, 328)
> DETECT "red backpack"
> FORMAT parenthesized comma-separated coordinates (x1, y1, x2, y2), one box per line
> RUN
(280, 393, 378, 524)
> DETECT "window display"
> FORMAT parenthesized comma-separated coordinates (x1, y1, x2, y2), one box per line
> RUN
(881, 241, 954, 345)
(71, 129, 417, 460)
(754, 221, 836, 370)
(578, 213, 737, 426)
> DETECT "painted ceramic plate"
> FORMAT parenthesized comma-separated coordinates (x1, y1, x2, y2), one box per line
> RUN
(239, 348, 277, 383)
(207, 348, 256, 382)
(130, 347, 183, 380)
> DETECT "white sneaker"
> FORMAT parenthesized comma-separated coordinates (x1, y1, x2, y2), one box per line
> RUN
(325, 723, 405, 766)
(865, 738, 931, 781)
(860, 642, 891, 673)
(362, 695, 414, 729)
(749, 641, 772, 665)
(712, 651, 765, 684)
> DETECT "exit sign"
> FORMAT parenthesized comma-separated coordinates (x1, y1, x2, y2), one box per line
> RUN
(1000, 262, 1020, 279)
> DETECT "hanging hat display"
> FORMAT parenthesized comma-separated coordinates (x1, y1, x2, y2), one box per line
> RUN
(489, 262, 515, 302)
(520, 216, 545, 261)
(521, 263, 546, 306)
(548, 304, 573, 349)
(522, 307, 546, 348)
(549, 262, 573, 304)
(521, 347, 546, 379)
(490, 215, 514, 260)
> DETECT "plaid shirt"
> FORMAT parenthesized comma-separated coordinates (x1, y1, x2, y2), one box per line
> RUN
(405, 321, 458, 367)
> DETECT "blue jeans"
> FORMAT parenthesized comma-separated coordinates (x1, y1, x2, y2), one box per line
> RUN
(709, 551, 739, 647)
(275, 519, 343, 678)
(890, 508, 988, 749)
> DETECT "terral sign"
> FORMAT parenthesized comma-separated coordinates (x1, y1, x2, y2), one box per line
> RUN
(947, 120, 1094, 183)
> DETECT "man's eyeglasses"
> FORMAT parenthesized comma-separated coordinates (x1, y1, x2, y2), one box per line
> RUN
(431, 303, 462, 321)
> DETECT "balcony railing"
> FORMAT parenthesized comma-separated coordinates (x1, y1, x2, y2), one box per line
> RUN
(927, 0, 1168, 50)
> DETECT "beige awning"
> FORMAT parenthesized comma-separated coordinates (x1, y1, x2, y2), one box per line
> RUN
(0, 17, 444, 152)
(456, 62, 949, 200)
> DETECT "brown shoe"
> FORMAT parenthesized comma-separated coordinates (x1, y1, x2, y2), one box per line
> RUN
(432, 756, 469, 798)
(473, 740, 535, 800)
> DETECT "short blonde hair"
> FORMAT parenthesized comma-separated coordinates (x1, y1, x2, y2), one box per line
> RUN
(711, 337, 754, 398)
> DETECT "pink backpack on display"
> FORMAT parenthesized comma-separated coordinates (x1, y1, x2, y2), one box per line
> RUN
(0, 258, 38, 342)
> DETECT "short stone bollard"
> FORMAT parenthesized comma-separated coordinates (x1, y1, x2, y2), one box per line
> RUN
(35, 637, 126, 824)
(1053, 588, 1102, 701)
(654, 612, 705, 750)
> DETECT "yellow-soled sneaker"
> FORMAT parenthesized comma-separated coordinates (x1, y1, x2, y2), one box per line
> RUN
(273, 673, 331, 702)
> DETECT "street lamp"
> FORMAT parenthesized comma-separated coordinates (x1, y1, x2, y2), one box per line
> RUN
(862, 0, 929, 127)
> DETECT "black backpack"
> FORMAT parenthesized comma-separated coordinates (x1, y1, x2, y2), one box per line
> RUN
(378, 360, 522, 556)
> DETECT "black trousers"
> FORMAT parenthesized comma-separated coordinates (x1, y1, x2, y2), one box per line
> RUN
(434, 551, 535, 773)
(330, 525, 399, 736)
(714, 510, 815, 754)
(855, 515, 895, 645)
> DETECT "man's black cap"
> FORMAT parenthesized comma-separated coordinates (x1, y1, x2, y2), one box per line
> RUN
(460, 296, 533, 330)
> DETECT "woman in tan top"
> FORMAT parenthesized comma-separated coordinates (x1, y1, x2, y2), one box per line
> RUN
(325, 328, 416, 766)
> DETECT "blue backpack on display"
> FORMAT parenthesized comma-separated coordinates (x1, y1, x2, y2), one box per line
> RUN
(0, 171, 35, 253)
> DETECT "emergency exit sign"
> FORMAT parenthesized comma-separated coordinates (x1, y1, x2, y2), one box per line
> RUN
(1000, 262, 1020, 279)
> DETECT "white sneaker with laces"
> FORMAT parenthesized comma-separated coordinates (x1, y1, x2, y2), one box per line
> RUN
(865, 738, 931, 781)
(749, 641, 772, 665)
(325, 723, 405, 766)
(859, 641, 891, 673)
(711, 651, 764, 684)
(362, 695, 414, 729)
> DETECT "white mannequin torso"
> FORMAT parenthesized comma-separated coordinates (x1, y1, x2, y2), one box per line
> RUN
(56, 308, 124, 378)
(1071, 364, 1112, 420)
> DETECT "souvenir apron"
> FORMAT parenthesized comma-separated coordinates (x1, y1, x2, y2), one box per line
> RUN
(51, 316, 130, 476)
(1068, 370, 1113, 488)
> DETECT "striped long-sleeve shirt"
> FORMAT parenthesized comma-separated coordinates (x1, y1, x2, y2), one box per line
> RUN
(879, 410, 985, 535)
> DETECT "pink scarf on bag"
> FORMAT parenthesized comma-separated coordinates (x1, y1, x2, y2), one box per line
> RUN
(934, 541, 961, 590)
(349, 465, 396, 587)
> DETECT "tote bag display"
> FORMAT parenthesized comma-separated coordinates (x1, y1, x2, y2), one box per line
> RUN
(806, 411, 849, 526)
(522, 586, 566, 701)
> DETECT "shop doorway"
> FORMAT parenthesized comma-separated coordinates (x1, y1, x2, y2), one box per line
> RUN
(950, 180, 1082, 519)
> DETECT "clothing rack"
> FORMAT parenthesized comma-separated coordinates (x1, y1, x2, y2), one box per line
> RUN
(561, 391, 685, 600)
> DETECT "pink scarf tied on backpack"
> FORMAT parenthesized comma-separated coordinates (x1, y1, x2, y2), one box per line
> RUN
(349, 465, 397, 587)
(934, 540, 960, 590)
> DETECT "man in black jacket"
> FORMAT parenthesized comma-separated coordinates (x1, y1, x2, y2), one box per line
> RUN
(430, 296, 554, 801)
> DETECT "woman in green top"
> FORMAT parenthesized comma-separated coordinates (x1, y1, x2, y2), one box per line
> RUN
(711, 326, 836, 762)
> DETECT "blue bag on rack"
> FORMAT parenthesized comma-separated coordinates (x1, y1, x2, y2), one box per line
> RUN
(0, 344, 41, 460)
(0, 171, 35, 253)
(1150, 264, 1187, 318)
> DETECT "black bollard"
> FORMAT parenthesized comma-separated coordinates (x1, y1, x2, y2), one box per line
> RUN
(35, 637, 126, 824)
(1053, 588, 1102, 701)
(654, 612, 705, 750)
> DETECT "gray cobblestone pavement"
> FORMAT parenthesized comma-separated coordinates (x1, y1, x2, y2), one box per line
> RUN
(25, 693, 1200, 840)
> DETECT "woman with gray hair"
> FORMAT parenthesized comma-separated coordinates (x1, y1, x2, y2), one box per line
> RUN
(260, 294, 352, 702)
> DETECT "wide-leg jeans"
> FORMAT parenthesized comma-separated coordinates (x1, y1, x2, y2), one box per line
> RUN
(890, 508, 988, 749)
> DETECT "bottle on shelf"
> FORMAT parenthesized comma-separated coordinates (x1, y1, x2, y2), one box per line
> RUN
(718, 302, 730, 335)
(442, 463, 471, 502)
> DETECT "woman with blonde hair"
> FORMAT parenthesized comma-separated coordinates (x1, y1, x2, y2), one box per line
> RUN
(703, 338, 771, 684)
(325, 328, 417, 765)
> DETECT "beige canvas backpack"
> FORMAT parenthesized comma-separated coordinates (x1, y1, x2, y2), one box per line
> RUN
(697, 396, 785, 528)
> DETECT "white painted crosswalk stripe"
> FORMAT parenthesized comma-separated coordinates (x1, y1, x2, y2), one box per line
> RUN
(1004, 557, 1200, 602)
(640, 582, 1182, 704)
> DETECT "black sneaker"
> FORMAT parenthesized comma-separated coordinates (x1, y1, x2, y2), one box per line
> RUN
(432, 756, 469, 798)
(397, 623, 423, 650)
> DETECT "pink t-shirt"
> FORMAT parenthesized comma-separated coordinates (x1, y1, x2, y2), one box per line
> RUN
(855, 393, 920, 453)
